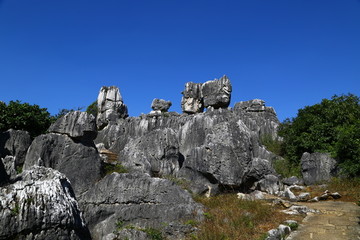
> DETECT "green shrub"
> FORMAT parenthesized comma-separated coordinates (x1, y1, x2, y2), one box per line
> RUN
(142, 227, 163, 240)
(102, 162, 128, 176)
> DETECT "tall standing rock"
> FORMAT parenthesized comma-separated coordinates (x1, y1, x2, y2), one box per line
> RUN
(181, 82, 204, 114)
(97, 86, 128, 129)
(201, 75, 232, 109)
(301, 152, 337, 185)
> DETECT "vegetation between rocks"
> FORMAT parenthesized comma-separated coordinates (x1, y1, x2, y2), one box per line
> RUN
(189, 194, 288, 240)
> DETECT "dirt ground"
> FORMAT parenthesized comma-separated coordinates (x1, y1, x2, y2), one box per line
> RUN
(286, 201, 360, 240)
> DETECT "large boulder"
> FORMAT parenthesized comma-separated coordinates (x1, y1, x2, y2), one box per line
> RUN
(201, 75, 232, 109)
(79, 173, 203, 240)
(120, 128, 182, 177)
(0, 166, 91, 240)
(97, 86, 128, 129)
(0, 129, 32, 167)
(151, 98, 172, 112)
(49, 111, 97, 142)
(180, 119, 253, 190)
(181, 82, 204, 114)
(24, 133, 102, 197)
(301, 152, 337, 185)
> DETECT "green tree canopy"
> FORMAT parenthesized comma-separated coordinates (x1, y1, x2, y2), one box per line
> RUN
(0, 100, 52, 138)
(279, 94, 360, 177)
(86, 100, 98, 118)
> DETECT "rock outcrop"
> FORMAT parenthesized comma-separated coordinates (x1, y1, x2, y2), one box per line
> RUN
(97, 86, 128, 129)
(0, 166, 91, 240)
(301, 152, 337, 185)
(234, 99, 280, 140)
(0, 129, 31, 167)
(79, 173, 203, 240)
(48, 111, 97, 142)
(181, 82, 204, 114)
(202, 75, 232, 109)
(151, 98, 172, 113)
(181, 75, 232, 113)
(97, 107, 278, 195)
(24, 111, 102, 196)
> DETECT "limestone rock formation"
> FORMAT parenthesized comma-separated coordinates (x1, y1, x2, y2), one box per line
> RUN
(234, 99, 280, 140)
(301, 152, 337, 185)
(79, 173, 203, 240)
(181, 82, 204, 114)
(96, 107, 277, 195)
(0, 166, 91, 240)
(24, 133, 102, 196)
(0, 129, 32, 167)
(202, 75, 232, 109)
(151, 98, 172, 113)
(97, 86, 128, 129)
(24, 112, 102, 197)
(49, 111, 97, 142)
(120, 128, 181, 177)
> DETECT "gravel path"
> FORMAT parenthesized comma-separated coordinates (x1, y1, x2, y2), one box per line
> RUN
(287, 201, 360, 240)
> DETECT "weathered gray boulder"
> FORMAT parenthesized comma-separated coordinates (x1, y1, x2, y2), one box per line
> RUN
(120, 128, 181, 177)
(255, 174, 282, 195)
(181, 82, 204, 114)
(202, 75, 232, 109)
(0, 166, 91, 240)
(180, 119, 253, 190)
(301, 152, 337, 185)
(0, 129, 32, 167)
(79, 173, 203, 240)
(49, 111, 97, 142)
(243, 158, 275, 190)
(151, 98, 172, 112)
(24, 133, 102, 196)
(97, 86, 128, 129)
(282, 176, 303, 186)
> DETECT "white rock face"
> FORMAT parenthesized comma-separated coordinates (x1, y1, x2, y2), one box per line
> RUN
(181, 82, 204, 114)
(0, 166, 90, 239)
(97, 86, 128, 129)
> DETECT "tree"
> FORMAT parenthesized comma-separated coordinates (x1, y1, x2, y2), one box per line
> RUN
(86, 101, 98, 118)
(0, 100, 52, 138)
(279, 94, 360, 177)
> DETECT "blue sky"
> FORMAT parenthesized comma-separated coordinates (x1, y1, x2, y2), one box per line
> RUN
(0, 0, 359, 121)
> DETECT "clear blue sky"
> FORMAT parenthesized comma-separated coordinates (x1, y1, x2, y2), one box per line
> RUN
(0, 0, 359, 121)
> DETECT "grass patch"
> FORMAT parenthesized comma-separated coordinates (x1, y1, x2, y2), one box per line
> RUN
(141, 227, 163, 240)
(10, 202, 20, 216)
(114, 220, 164, 240)
(162, 175, 192, 192)
(308, 177, 360, 202)
(190, 194, 288, 240)
(102, 162, 128, 176)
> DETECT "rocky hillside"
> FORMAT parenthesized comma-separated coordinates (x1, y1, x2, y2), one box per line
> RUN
(0, 76, 285, 240)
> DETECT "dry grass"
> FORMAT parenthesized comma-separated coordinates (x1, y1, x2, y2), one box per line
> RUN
(307, 177, 360, 203)
(189, 194, 289, 240)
